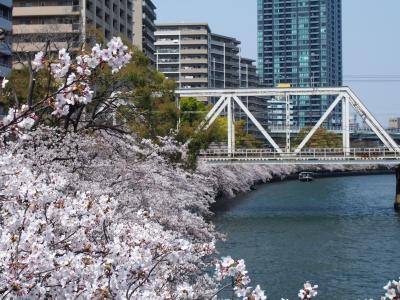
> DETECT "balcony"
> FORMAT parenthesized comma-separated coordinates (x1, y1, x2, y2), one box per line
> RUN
(180, 77, 208, 83)
(181, 48, 207, 55)
(13, 41, 76, 52)
(158, 68, 179, 73)
(181, 39, 208, 45)
(13, 23, 79, 34)
(155, 39, 179, 46)
(181, 29, 208, 35)
(181, 58, 208, 64)
(155, 30, 181, 36)
(157, 58, 180, 64)
(156, 48, 179, 54)
(13, 5, 80, 17)
(181, 67, 208, 74)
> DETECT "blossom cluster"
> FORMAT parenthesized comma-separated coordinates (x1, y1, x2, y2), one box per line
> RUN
(0, 150, 216, 299)
(0, 128, 219, 299)
(382, 278, 400, 300)
(298, 282, 318, 299)
(32, 37, 132, 116)
(215, 256, 267, 300)
(1, 104, 37, 132)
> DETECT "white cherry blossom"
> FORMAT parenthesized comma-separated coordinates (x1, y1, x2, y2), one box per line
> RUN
(1, 78, 8, 89)
(382, 278, 400, 300)
(298, 281, 318, 299)
(32, 51, 44, 70)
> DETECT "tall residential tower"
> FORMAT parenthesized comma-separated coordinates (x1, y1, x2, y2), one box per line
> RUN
(257, 0, 342, 127)
(133, 0, 157, 64)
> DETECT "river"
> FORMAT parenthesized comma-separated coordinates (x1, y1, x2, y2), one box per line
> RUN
(213, 174, 400, 299)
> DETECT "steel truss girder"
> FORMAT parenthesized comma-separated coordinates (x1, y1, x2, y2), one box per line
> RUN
(346, 89, 398, 151)
(232, 96, 282, 153)
(294, 94, 345, 154)
(182, 87, 400, 155)
(176, 87, 347, 98)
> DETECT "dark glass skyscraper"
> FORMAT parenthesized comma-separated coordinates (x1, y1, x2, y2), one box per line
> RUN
(258, 0, 342, 127)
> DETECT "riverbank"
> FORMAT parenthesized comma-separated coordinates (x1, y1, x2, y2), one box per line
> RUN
(197, 163, 395, 209)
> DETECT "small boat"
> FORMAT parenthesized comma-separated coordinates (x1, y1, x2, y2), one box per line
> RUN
(299, 172, 314, 182)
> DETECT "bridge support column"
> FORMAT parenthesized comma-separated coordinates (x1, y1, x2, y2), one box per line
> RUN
(395, 166, 400, 211)
(342, 96, 351, 156)
(227, 97, 235, 156)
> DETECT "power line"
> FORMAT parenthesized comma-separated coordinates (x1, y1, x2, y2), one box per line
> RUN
(344, 80, 400, 82)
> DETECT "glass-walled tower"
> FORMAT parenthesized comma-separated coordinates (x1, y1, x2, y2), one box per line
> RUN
(258, 0, 342, 127)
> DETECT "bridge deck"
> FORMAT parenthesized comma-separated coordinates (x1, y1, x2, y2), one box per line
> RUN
(200, 148, 400, 165)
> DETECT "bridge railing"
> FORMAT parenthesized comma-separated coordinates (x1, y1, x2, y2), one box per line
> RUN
(199, 147, 400, 161)
(268, 126, 400, 135)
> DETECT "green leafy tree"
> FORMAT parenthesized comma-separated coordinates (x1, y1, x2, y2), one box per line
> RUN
(293, 127, 342, 148)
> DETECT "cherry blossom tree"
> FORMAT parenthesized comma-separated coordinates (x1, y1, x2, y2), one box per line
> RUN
(0, 128, 219, 299)
(214, 256, 267, 300)
(1, 42, 399, 300)
(1, 37, 132, 134)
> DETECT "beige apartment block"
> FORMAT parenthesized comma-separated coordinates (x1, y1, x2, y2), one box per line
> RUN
(12, 0, 156, 66)
(133, 0, 156, 64)
(155, 22, 268, 136)
(389, 118, 400, 129)
(155, 23, 210, 90)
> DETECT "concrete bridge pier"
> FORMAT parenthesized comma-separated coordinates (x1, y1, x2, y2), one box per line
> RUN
(395, 165, 400, 211)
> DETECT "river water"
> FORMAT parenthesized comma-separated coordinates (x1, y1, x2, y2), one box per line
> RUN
(213, 175, 400, 299)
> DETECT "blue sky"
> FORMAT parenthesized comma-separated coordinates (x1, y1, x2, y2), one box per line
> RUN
(153, 0, 400, 125)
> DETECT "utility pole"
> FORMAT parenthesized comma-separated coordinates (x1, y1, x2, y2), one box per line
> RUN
(227, 97, 235, 156)
(176, 95, 181, 131)
(285, 93, 291, 153)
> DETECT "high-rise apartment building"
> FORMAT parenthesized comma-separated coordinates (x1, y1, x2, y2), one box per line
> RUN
(155, 23, 210, 90)
(13, 0, 134, 53)
(12, 0, 156, 63)
(155, 22, 268, 135)
(209, 33, 240, 89)
(133, 0, 156, 64)
(155, 23, 262, 91)
(257, 0, 342, 127)
(0, 0, 12, 79)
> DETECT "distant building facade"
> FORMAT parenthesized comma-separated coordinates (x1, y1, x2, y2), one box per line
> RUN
(13, 0, 134, 53)
(209, 33, 240, 88)
(155, 23, 210, 90)
(12, 0, 156, 64)
(155, 22, 268, 135)
(389, 118, 400, 130)
(0, 0, 12, 79)
(133, 0, 156, 64)
(257, 0, 343, 127)
(239, 57, 268, 135)
(267, 98, 293, 128)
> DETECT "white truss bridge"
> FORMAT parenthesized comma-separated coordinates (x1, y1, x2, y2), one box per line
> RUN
(176, 86, 400, 165)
